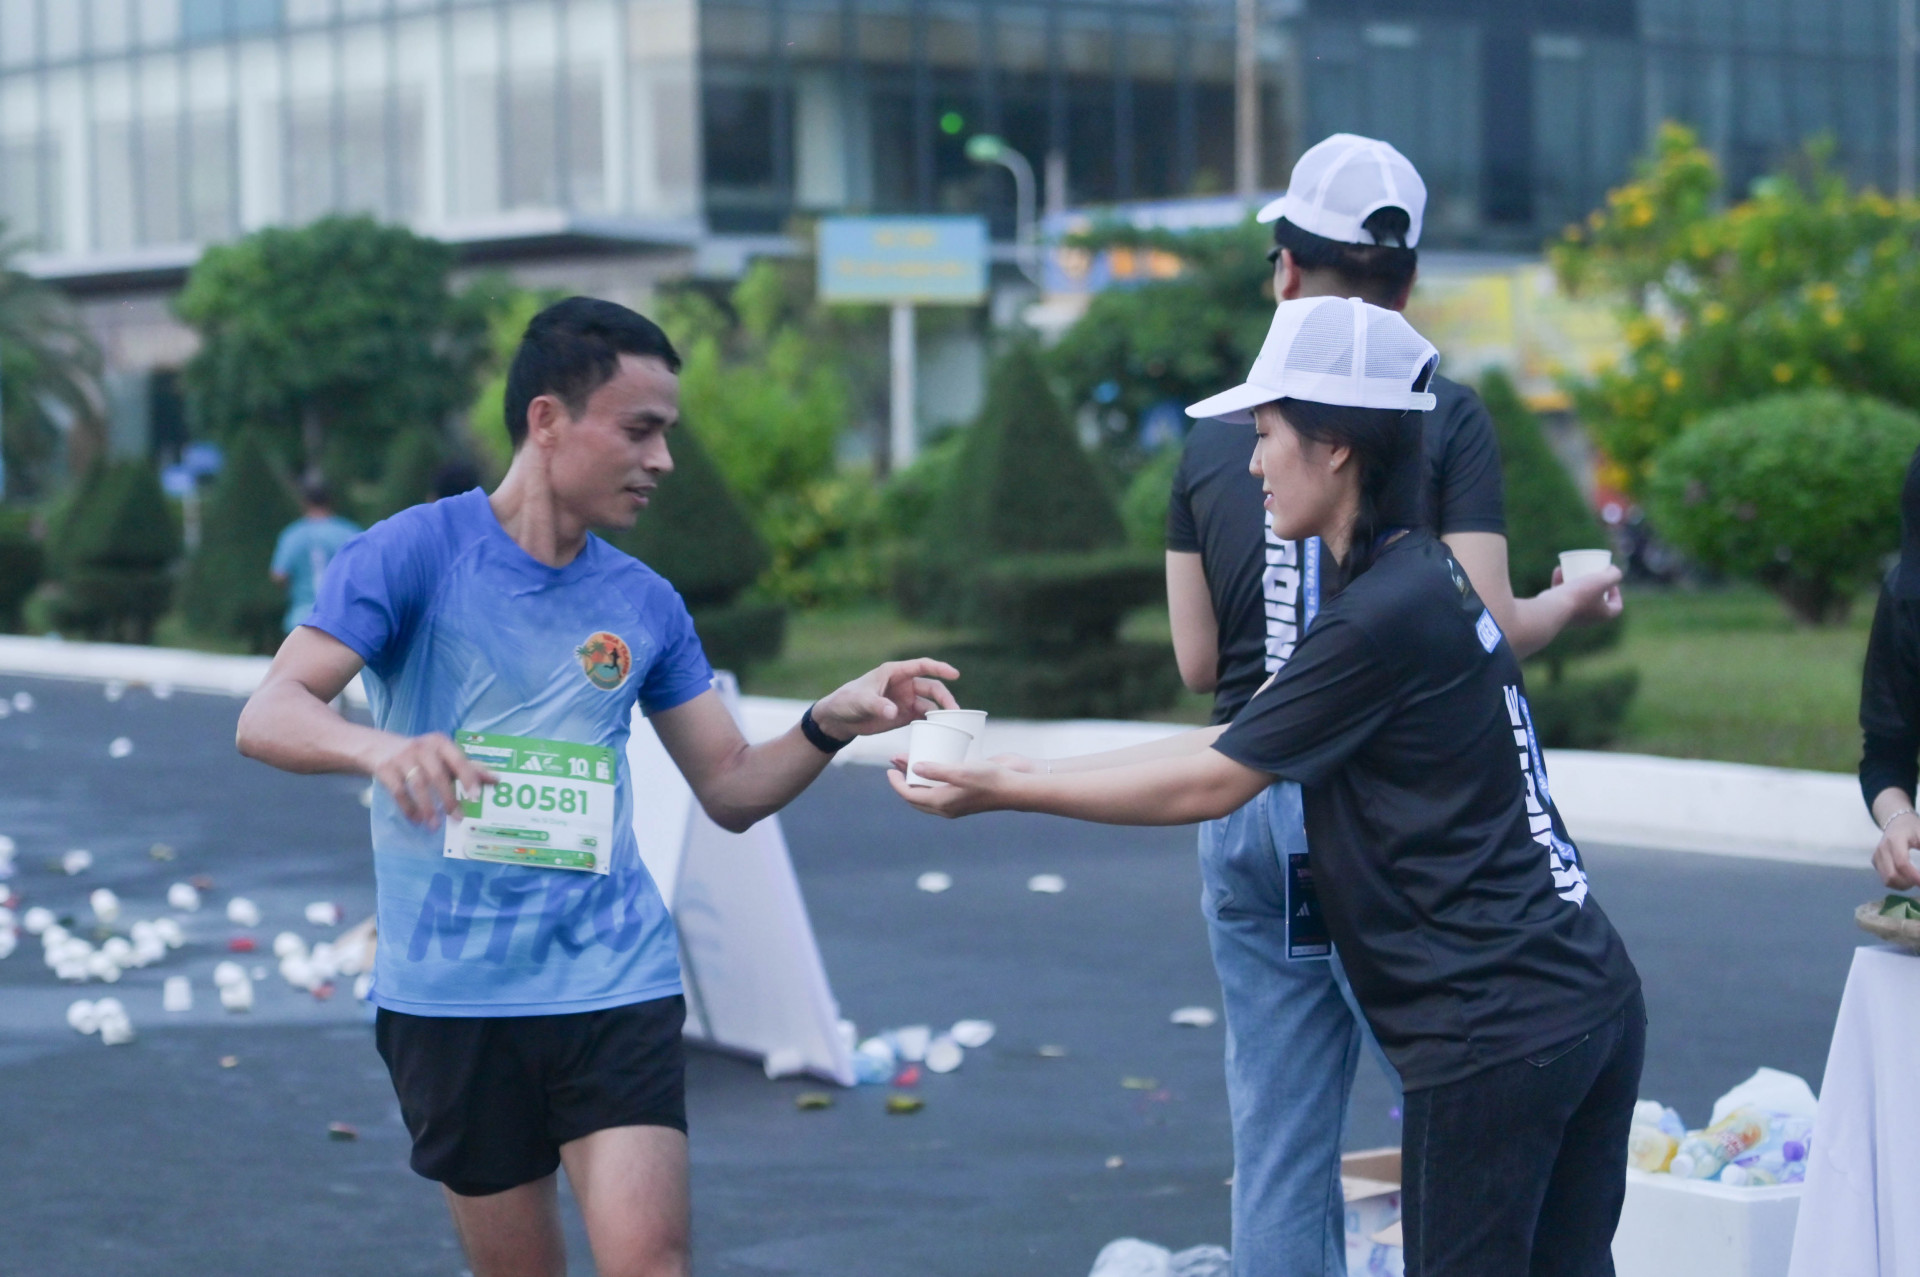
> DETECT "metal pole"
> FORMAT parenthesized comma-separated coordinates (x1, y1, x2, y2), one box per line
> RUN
(1235, 0, 1259, 205)
(1000, 148, 1039, 285)
(889, 302, 917, 472)
(1901, 0, 1918, 197)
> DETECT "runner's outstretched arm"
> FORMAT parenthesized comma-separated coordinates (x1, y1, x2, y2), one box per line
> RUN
(651, 658, 959, 834)
(236, 626, 497, 827)
(1444, 531, 1623, 659)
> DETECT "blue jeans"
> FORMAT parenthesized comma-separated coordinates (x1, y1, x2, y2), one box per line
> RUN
(1200, 781, 1402, 1277)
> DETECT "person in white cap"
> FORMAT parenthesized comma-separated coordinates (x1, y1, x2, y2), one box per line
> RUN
(891, 296, 1646, 1277)
(1161, 134, 1625, 1274)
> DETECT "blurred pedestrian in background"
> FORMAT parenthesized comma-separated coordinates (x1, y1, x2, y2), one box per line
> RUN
(1858, 446, 1920, 890)
(270, 478, 361, 638)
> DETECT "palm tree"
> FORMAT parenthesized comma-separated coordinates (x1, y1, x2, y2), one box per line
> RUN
(0, 223, 105, 501)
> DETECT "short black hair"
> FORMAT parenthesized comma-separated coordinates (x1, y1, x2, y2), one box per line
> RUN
(299, 476, 334, 508)
(1270, 208, 1419, 307)
(503, 296, 682, 450)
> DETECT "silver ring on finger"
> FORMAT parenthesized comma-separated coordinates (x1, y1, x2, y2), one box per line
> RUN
(403, 765, 422, 786)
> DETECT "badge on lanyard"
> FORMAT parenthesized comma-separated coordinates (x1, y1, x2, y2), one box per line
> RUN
(1286, 852, 1331, 960)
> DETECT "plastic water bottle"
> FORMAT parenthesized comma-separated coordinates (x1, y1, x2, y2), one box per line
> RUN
(1669, 1107, 1768, 1180)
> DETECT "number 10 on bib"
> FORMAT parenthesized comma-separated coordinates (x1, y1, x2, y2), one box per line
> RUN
(443, 731, 618, 874)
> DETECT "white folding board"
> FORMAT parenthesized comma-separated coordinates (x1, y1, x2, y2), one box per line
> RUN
(626, 674, 855, 1085)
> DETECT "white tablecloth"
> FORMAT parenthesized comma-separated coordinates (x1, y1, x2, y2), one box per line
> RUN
(1787, 945, 1920, 1277)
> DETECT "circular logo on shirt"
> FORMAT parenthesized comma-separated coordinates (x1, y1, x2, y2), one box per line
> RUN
(575, 632, 632, 691)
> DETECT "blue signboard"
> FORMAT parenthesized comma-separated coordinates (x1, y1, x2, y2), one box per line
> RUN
(817, 216, 988, 304)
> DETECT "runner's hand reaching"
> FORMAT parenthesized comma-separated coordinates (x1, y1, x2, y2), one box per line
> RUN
(371, 733, 499, 829)
(812, 658, 961, 739)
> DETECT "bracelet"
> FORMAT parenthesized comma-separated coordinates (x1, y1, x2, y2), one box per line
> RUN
(800, 703, 853, 755)
(1882, 807, 1916, 831)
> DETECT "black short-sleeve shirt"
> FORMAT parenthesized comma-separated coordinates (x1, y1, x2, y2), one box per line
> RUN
(1167, 374, 1507, 724)
(1212, 532, 1641, 1091)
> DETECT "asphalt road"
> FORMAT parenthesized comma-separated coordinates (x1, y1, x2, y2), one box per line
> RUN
(0, 676, 1889, 1276)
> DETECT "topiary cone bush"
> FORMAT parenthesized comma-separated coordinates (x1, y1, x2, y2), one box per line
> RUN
(1480, 370, 1638, 748)
(914, 343, 1176, 718)
(364, 427, 447, 525)
(179, 432, 301, 653)
(52, 459, 182, 643)
(1647, 389, 1920, 626)
(603, 420, 784, 673)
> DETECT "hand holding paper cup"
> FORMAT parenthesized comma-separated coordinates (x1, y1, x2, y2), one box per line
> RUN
(924, 709, 988, 761)
(906, 720, 974, 787)
(1557, 549, 1614, 583)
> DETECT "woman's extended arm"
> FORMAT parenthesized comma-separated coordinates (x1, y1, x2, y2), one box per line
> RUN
(890, 746, 1270, 827)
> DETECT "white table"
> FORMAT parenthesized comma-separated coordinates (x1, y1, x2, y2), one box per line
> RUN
(1787, 945, 1920, 1277)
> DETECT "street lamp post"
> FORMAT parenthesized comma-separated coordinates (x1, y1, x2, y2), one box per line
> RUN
(965, 134, 1042, 287)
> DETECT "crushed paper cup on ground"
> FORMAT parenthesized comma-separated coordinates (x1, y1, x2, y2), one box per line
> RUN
(916, 871, 953, 893)
(61, 849, 92, 875)
(1028, 874, 1066, 894)
(89, 888, 121, 926)
(107, 737, 133, 759)
(67, 999, 100, 1034)
(950, 1019, 995, 1048)
(925, 1036, 963, 1074)
(167, 883, 201, 911)
(219, 977, 254, 1012)
(1170, 1006, 1219, 1028)
(22, 906, 53, 934)
(226, 897, 260, 928)
(163, 976, 192, 1012)
(304, 901, 342, 927)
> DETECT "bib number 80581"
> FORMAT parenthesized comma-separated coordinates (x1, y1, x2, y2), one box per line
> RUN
(490, 782, 589, 815)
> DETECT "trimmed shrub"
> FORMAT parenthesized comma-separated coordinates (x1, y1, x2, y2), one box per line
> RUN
(1121, 445, 1182, 552)
(1647, 389, 1920, 624)
(0, 508, 44, 633)
(53, 460, 182, 643)
(179, 433, 301, 652)
(1480, 369, 1636, 747)
(603, 421, 784, 672)
(908, 345, 1178, 718)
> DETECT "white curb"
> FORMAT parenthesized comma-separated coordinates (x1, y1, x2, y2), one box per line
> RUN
(0, 637, 1878, 872)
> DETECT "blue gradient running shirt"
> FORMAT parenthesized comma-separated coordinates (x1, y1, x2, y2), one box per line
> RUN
(304, 489, 713, 1016)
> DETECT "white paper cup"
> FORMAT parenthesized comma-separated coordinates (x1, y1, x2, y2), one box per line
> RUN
(924, 709, 988, 761)
(906, 721, 973, 787)
(1558, 549, 1614, 583)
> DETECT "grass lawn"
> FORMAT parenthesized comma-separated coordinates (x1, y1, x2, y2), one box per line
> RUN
(1581, 584, 1873, 775)
(748, 584, 1877, 775)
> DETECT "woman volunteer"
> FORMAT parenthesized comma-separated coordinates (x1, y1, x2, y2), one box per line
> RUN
(892, 296, 1644, 1277)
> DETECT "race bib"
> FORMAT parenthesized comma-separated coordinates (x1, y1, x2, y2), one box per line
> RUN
(443, 731, 617, 874)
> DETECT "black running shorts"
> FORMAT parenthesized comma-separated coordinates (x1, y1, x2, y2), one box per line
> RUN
(375, 994, 687, 1197)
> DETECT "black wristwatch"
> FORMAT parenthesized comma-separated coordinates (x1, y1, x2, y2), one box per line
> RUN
(800, 703, 854, 754)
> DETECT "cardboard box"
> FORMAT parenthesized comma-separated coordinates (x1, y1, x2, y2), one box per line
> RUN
(1611, 1169, 1803, 1277)
(1343, 1148, 1404, 1277)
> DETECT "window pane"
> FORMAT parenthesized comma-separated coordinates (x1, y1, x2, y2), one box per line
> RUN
(1, 0, 40, 68)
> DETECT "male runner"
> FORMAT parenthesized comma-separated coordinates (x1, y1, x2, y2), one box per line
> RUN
(1164, 134, 1623, 1275)
(237, 296, 957, 1277)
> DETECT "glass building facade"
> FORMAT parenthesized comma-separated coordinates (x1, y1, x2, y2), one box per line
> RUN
(3, 1, 1915, 267)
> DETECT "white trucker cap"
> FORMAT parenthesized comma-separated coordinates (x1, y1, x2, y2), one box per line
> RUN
(1185, 296, 1439, 423)
(1255, 133, 1426, 248)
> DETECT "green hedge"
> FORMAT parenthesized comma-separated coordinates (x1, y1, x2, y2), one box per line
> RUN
(691, 600, 788, 675)
(1647, 389, 1920, 624)
(0, 509, 44, 633)
(179, 433, 301, 652)
(966, 550, 1165, 645)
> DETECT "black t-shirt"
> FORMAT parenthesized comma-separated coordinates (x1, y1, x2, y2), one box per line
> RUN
(1213, 532, 1641, 1090)
(1859, 578, 1920, 809)
(1167, 374, 1508, 724)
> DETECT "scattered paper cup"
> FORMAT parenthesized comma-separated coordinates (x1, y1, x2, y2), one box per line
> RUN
(226, 897, 261, 928)
(905, 720, 973, 787)
(167, 882, 202, 912)
(915, 871, 953, 893)
(924, 709, 988, 761)
(951, 1019, 996, 1048)
(1027, 873, 1066, 894)
(925, 1035, 963, 1074)
(163, 975, 193, 1012)
(1558, 549, 1614, 583)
